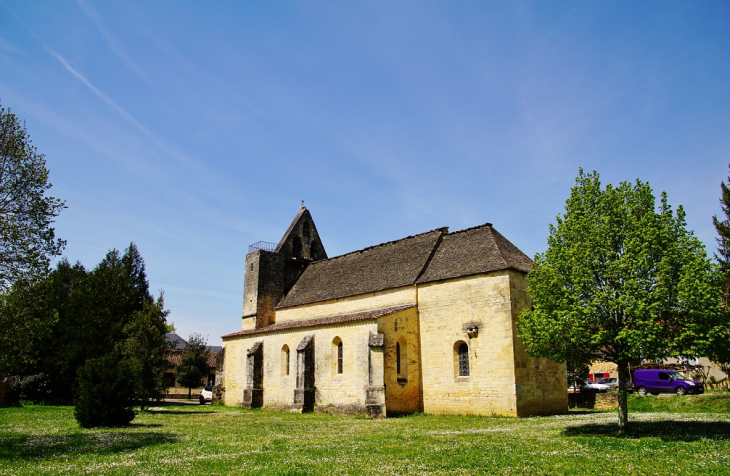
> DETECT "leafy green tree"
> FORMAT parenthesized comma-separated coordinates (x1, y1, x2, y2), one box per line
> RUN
(518, 170, 722, 433)
(122, 295, 170, 409)
(0, 100, 65, 292)
(74, 351, 136, 428)
(0, 279, 58, 378)
(174, 333, 210, 399)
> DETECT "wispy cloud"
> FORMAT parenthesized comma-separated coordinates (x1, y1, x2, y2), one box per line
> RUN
(74, 0, 149, 82)
(43, 44, 218, 185)
(49, 50, 156, 137)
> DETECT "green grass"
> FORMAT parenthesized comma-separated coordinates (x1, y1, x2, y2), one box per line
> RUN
(628, 392, 730, 414)
(1, 402, 729, 475)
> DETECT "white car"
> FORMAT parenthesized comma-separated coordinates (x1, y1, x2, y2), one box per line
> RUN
(597, 377, 635, 393)
(199, 386, 213, 404)
(598, 377, 619, 389)
(569, 379, 610, 393)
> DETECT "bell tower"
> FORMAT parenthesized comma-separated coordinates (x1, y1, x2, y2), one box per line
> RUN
(241, 205, 327, 329)
(274, 204, 327, 261)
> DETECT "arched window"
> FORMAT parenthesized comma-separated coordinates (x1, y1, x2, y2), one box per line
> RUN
(292, 237, 302, 259)
(455, 341, 469, 377)
(282, 345, 290, 376)
(332, 337, 343, 375)
(458, 343, 469, 376)
(396, 342, 401, 375)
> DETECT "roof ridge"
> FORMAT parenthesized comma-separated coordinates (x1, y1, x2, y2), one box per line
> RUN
(486, 226, 509, 268)
(305, 226, 449, 265)
(414, 228, 447, 283)
(447, 222, 493, 236)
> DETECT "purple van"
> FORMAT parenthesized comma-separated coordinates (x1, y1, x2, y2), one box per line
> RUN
(634, 369, 704, 396)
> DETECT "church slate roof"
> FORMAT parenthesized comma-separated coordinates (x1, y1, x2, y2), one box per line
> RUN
(222, 304, 415, 338)
(275, 222, 531, 309)
(277, 229, 447, 308)
(416, 223, 532, 284)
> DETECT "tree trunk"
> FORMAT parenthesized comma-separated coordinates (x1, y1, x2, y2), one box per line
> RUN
(617, 361, 630, 434)
(188, 387, 191, 399)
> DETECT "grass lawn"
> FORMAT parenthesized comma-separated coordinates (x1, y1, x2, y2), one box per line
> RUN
(1, 395, 729, 475)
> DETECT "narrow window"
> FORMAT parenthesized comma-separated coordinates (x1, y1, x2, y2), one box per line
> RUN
(337, 341, 343, 374)
(310, 240, 319, 259)
(282, 345, 290, 376)
(458, 343, 469, 376)
(292, 237, 302, 259)
(396, 337, 408, 378)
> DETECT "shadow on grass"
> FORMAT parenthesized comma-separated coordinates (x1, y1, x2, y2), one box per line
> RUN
(0, 431, 180, 461)
(564, 420, 730, 441)
(143, 409, 216, 415)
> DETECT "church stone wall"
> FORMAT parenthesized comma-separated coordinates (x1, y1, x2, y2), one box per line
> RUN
(223, 320, 379, 413)
(222, 337, 248, 407)
(417, 272, 520, 416)
(276, 286, 417, 324)
(508, 271, 568, 416)
(378, 307, 422, 414)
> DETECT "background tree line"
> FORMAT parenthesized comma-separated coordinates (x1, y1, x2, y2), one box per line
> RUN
(0, 99, 170, 426)
(0, 245, 170, 406)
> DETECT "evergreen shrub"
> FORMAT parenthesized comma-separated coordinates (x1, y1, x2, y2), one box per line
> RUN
(74, 352, 136, 428)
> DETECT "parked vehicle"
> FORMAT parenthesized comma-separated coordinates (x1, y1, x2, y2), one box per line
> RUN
(568, 379, 610, 393)
(199, 385, 213, 404)
(597, 377, 635, 393)
(633, 369, 703, 396)
(598, 377, 618, 389)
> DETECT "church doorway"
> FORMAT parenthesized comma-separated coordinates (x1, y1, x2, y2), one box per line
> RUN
(294, 335, 315, 412)
(244, 341, 264, 408)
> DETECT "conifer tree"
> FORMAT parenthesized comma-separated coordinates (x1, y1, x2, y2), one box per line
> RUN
(74, 351, 135, 428)
(710, 166, 730, 379)
(713, 165, 730, 307)
(122, 295, 170, 409)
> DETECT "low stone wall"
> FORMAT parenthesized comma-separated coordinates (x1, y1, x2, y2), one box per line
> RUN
(594, 392, 618, 410)
(568, 392, 618, 410)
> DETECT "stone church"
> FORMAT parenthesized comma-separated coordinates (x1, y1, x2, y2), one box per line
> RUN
(222, 206, 567, 417)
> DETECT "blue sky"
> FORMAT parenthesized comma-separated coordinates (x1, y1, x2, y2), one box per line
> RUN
(1, 1, 728, 345)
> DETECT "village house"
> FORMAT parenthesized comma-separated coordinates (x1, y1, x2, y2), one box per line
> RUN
(222, 206, 568, 417)
(164, 333, 221, 398)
